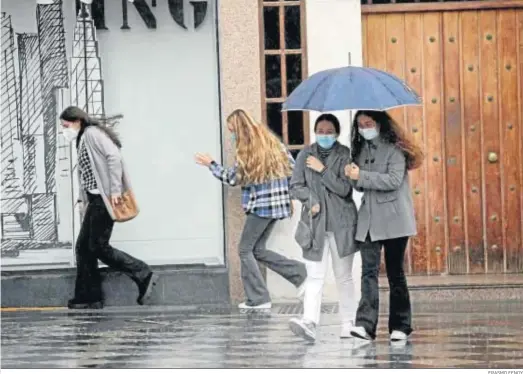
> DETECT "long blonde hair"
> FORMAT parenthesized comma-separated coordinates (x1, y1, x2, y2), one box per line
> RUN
(227, 109, 292, 185)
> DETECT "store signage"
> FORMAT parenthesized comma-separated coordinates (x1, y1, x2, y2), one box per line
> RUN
(79, 0, 209, 31)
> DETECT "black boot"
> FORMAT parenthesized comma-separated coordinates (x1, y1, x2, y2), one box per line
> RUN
(137, 272, 159, 305)
(68, 298, 104, 309)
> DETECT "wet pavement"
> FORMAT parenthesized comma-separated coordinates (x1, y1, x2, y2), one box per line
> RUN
(1, 300, 523, 369)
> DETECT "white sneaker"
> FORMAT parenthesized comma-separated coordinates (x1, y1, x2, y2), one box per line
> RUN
(289, 317, 317, 342)
(297, 281, 306, 300)
(350, 325, 372, 340)
(340, 322, 354, 339)
(390, 339, 408, 348)
(390, 330, 408, 341)
(238, 301, 272, 310)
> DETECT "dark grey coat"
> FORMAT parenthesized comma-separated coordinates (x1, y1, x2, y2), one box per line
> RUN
(290, 143, 359, 262)
(353, 136, 417, 242)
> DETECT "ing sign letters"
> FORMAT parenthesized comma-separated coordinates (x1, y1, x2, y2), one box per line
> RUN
(77, 0, 209, 31)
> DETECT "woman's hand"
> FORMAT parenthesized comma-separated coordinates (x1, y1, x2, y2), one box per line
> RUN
(310, 204, 320, 217)
(306, 156, 325, 173)
(111, 195, 122, 206)
(195, 153, 214, 167)
(344, 164, 351, 177)
(345, 163, 360, 180)
(78, 202, 86, 217)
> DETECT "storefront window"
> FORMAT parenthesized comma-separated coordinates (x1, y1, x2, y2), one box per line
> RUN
(260, 0, 308, 159)
(1, 0, 224, 270)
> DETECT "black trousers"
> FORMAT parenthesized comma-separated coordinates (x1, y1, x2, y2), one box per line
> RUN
(355, 236, 413, 339)
(73, 192, 151, 303)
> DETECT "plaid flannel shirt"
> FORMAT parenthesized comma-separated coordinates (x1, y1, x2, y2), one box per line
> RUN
(209, 149, 295, 220)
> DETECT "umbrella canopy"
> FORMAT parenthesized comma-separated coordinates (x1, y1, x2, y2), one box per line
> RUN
(282, 66, 422, 112)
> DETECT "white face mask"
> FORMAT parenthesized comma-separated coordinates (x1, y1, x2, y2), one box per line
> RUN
(358, 127, 379, 141)
(62, 127, 79, 142)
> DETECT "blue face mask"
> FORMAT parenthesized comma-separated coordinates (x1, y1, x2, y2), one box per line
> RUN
(230, 133, 236, 145)
(316, 134, 337, 149)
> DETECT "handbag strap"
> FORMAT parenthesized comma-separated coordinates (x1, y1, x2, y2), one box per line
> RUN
(306, 166, 318, 249)
(308, 186, 313, 228)
(306, 156, 314, 229)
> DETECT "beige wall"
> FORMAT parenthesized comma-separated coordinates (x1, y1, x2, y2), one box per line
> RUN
(218, 0, 262, 303)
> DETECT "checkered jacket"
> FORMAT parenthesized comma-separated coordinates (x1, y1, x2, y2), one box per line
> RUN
(209, 150, 295, 220)
(78, 141, 98, 191)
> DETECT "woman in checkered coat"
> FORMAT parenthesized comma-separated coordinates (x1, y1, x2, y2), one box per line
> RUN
(195, 109, 307, 310)
(60, 106, 158, 310)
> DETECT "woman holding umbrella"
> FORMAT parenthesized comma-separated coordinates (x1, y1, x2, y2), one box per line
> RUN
(282, 64, 422, 339)
(345, 110, 423, 342)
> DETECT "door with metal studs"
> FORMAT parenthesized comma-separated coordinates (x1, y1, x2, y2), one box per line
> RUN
(362, 1, 523, 275)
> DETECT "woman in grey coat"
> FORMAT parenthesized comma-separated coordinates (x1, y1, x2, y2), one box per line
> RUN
(60, 106, 157, 309)
(345, 110, 423, 342)
(288, 114, 360, 342)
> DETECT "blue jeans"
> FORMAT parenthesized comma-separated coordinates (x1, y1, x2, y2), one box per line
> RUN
(238, 214, 307, 305)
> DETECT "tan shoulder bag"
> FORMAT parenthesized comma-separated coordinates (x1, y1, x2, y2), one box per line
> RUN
(112, 189, 139, 222)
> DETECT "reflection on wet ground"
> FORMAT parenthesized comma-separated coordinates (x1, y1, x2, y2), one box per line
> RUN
(1, 300, 522, 368)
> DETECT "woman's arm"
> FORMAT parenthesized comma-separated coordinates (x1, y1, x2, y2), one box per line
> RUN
(290, 149, 319, 210)
(209, 161, 238, 186)
(85, 128, 123, 196)
(320, 154, 353, 197)
(344, 162, 364, 192)
(356, 148, 406, 191)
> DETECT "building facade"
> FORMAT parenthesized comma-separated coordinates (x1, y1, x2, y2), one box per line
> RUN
(2, 0, 523, 307)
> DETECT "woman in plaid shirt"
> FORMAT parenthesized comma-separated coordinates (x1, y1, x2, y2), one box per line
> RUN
(195, 109, 307, 310)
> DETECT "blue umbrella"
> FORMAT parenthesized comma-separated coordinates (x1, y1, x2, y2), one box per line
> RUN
(282, 66, 422, 112)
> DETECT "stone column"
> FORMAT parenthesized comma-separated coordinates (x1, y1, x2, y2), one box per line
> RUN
(218, 0, 263, 303)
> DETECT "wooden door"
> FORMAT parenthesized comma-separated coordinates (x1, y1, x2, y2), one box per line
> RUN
(362, 2, 523, 275)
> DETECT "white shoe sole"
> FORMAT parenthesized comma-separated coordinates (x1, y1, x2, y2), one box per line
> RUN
(390, 336, 408, 341)
(390, 340, 408, 348)
(350, 329, 372, 341)
(238, 302, 272, 310)
(289, 320, 316, 342)
(390, 330, 408, 341)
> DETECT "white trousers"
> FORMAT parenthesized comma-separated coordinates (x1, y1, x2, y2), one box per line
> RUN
(303, 232, 360, 325)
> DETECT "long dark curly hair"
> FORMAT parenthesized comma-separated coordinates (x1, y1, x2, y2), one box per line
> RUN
(351, 110, 424, 170)
(59, 106, 122, 150)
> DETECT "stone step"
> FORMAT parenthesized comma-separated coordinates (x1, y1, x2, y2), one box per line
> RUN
(390, 274, 523, 302)
(274, 274, 523, 304)
(273, 299, 523, 315)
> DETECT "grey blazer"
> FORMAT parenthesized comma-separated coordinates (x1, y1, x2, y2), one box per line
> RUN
(78, 126, 133, 220)
(353, 136, 417, 242)
(290, 143, 359, 262)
